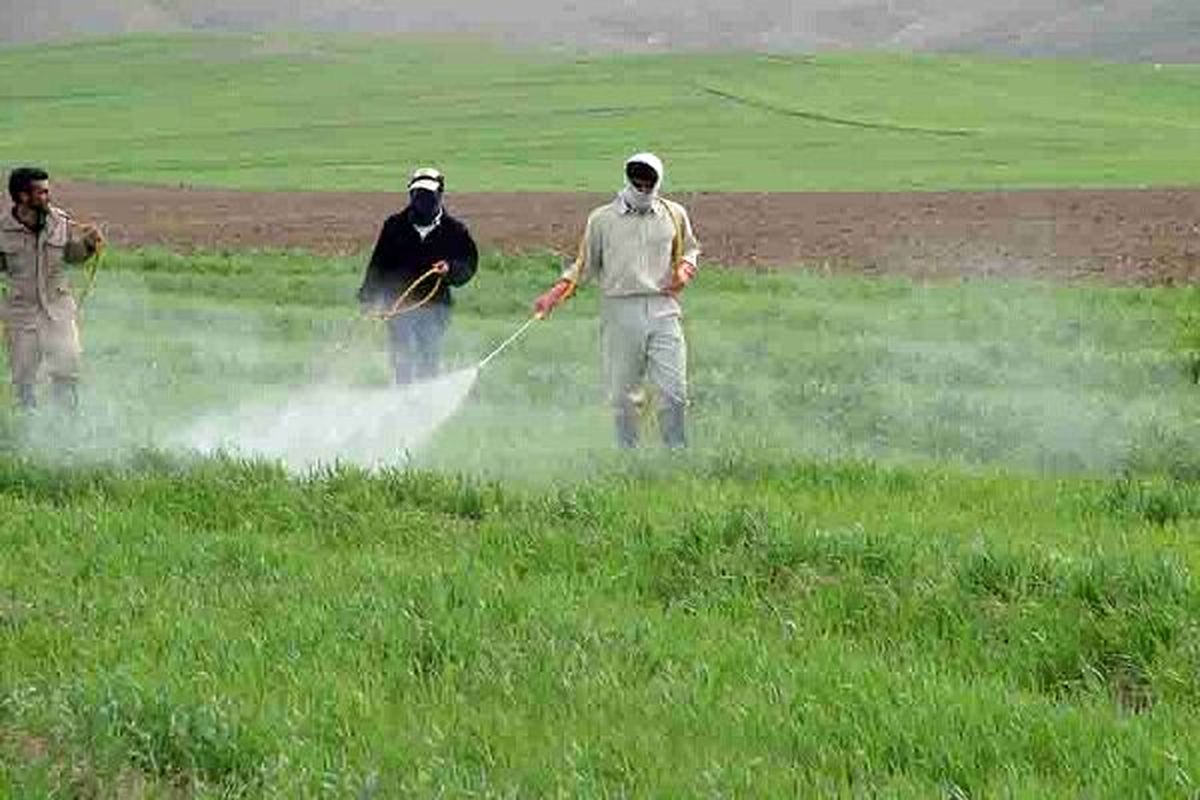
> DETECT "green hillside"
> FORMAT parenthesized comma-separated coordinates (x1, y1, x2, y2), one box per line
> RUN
(2, 35, 1199, 191)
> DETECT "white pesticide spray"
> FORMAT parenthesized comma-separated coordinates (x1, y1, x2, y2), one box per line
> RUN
(179, 367, 480, 472)
(176, 316, 540, 473)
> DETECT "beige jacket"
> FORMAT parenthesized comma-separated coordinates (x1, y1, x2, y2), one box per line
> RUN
(0, 206, 93, 323)
(563, 196, 700, 298)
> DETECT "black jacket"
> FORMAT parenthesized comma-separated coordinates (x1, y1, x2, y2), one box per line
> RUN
(357, 208, 478, 307)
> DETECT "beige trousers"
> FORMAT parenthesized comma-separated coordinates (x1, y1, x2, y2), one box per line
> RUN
(4, 311, 82, 385)
(600, 295, 687, 410)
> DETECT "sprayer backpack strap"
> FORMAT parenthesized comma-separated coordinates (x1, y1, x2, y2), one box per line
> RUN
(658, 198, 685, 266)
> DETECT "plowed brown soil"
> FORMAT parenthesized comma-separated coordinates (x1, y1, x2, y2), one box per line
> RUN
(57, 182, 1200, 285)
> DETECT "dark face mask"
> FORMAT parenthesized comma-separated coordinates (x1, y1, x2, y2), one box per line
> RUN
(409, 190, 442, 226)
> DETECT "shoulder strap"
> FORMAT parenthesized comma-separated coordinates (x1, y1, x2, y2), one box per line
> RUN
(659, 198, 684, 265)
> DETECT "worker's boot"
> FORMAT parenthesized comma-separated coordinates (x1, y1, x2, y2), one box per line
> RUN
(659, 400, 687, 450)
(14, 383, 36, 412)
(51, 378, 78, 413)
(615, 401, 639, 449)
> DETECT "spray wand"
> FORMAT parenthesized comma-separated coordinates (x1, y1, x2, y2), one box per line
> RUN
(477, 316, 539, 370)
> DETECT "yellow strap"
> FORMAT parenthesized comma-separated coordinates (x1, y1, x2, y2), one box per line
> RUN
(659, 198, 685, 266)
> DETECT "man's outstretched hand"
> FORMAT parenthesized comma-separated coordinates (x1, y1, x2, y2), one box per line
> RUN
(533, 279, 574, 319)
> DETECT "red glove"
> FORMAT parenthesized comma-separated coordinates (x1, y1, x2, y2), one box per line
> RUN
(533, 279, 575, 318)
(666, 261, 697, 295)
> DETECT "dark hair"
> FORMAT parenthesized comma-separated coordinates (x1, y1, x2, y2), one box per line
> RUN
(8, 167, 49, 202)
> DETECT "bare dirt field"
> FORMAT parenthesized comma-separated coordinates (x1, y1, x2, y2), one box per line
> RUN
(58, 181, 1200, 285)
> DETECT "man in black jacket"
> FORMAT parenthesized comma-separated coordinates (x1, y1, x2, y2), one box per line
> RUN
(358, 168, 478, 385)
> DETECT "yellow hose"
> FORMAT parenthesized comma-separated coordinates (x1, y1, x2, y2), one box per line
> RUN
(361, 266, 444, 321)
(322, 266, 450, 359)
(75, 248, 105, 313)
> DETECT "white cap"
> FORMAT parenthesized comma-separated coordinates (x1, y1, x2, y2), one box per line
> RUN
(409, 167, 444, 193)
(409, 178, 442, 193)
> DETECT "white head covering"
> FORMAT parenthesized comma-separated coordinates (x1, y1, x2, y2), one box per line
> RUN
(620, 152, 664, 213)
(626, 153, 664, 189)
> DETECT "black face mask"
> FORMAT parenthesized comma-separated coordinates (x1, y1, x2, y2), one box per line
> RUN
(409, 190, 442, 226)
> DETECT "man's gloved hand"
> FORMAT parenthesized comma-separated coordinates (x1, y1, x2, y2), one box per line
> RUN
(666, 261, 697, 295)
(533, 279, 574, 318)
(431, 260, 450, 276)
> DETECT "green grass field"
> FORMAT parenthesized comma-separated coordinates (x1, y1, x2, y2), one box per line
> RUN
(3, 34, 1200, 191)
(2, 251, 1200, 796)
(3, 31, 1200, 798)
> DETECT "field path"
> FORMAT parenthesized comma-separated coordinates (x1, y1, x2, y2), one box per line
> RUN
(59, 182, 1200, 284)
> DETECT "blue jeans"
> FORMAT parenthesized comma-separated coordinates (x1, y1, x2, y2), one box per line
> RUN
(386, 303, 449, 385)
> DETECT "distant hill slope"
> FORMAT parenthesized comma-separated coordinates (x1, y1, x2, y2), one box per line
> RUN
(3, 0, 1199, 61)
(4, 36, 1199, 193)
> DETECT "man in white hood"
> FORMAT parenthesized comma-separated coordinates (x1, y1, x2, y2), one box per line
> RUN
(533, 152, 701, 448)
